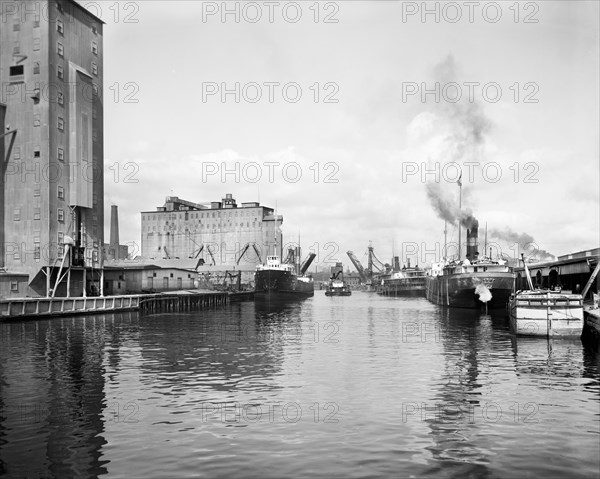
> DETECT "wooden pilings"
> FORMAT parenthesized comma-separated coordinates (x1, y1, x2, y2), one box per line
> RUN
(138, 293, 229, 316)
(0, 292, 230, 321)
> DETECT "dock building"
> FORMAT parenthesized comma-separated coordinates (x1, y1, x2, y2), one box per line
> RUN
(141, 194, 283, 268)
(1, 0, 104, 297)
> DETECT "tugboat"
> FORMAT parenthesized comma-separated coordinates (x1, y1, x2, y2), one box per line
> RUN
(325, 268, 352, 296)
(378, 258, 426, 296)
(426, 223, 515, 309)
(254, 249, 316, 301)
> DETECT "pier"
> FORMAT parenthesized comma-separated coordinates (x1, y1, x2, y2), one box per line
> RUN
(0, 291, 237, 321)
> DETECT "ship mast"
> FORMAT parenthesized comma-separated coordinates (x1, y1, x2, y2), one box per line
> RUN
(443, 220, 447, 261)
(457, 173, 462, 260)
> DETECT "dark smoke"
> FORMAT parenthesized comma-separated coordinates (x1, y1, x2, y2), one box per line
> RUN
(434, 55, 492, 163)
(425, 56, 488, 227)
(490, 227, 555, 261)
(460, 209, 478, 230)
(425, 182, 458, 225)
(425, 184, 479, 229)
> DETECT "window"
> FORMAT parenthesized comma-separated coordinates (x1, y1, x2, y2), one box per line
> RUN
(33, 62, 40, 74)
(58, 232, 64, 244)
(13, 251, 20, 260)
(57, 147, 64, 161)
(13, 42, 19, 55)
(10, 282, 19, 292)
(91, 41, 98, 55)
(58, 117, 64, 130)
(57, 65, 64, 80)
(58, 186, 64, 199)
(34, 186, 40, 197)
(92, 25, 98, 35)
(58, 91, 64, 105)
(13, 147, 20, 160)
(34, 246, 41, 260)
(33, 208, 41, 220)
(34, 146, 40, 158)
(34, 114, 40, 127)
(33, 17, 40, 28)
(57, 19, 64, 35)
(58, 209, 64, 222)
(91, 62, 98, 75)
(13, 209, 20, 221)
(33, 38, 40, 51)
(57, 42, 64, 57)
(9, 65, 24, 77)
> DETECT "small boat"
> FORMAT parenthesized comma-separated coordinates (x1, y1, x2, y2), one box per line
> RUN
(324, 268, 351, 296)
(509, 254, 583, 337)
(325, 279, 352, 296)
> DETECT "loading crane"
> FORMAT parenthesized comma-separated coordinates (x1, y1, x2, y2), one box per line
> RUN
(235, 243, 262, 265)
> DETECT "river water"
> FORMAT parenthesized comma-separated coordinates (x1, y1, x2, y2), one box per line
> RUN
(1, 293, 599, 478)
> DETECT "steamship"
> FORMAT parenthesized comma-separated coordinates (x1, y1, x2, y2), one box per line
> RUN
(377, 258, 427, 296)
(254, 248, 316, 301)
(426, 224, 515, 309)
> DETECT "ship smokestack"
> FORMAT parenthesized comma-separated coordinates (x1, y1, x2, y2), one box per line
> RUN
(466, 223, 479, 261)
(393, 256, 400, 271)
(110, 205, 120, 260)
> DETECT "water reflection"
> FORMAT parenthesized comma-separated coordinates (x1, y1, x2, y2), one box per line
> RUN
(0, 313, 136, 478)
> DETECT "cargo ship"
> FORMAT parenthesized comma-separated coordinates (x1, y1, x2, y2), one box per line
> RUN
(254, 250, 316, 301)
(377, 259, 426, 296)
(426, 224, 515, 309)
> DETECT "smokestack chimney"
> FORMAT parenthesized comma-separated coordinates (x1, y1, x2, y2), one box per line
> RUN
(466, 224, 479, 261)
(393, 256, 400, 271)
(110, 205, 120, 260)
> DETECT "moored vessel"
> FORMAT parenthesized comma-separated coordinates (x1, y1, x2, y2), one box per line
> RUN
(254, 252, 315, 301)
(509, 254, 584, 337)
(426, 224, 515, 309)
(377, 259, 426, 296)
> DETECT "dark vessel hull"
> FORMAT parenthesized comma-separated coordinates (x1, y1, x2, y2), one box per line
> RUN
(325, 288, 352, 296)
(254, 269, 314, 301)
(426, 272, 515, 309)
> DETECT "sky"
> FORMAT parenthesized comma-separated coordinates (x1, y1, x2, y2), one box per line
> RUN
(96, 0, 599, 269)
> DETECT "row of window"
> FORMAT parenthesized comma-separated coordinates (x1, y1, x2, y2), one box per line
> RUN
(13, 208, 66, 222)
(147, 222, 261, 232)
(143, 210, 261, 221)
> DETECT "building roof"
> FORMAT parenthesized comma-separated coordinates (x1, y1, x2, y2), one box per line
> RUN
(70, 0, 106, 25)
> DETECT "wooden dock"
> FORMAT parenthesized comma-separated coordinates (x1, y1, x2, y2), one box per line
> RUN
(0, 291, 236, 321)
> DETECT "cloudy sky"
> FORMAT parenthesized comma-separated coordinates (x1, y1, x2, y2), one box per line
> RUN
(98, 1, 599, 268)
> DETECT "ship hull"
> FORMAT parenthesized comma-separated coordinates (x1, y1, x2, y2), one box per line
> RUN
(254, 269, 314, 301)
(426, 272, 515, 309)
(509, 291, 583, 337)
(378, 279, 426, 297)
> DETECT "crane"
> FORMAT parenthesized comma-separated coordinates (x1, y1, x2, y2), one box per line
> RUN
(235, 243, 262, 265)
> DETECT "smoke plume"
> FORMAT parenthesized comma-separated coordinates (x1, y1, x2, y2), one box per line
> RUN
(424, 55, 489, 228)
(490, 227, 555, 261)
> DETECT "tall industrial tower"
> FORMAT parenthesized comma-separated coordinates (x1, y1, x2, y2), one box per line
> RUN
(1, 0, 104, 296)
